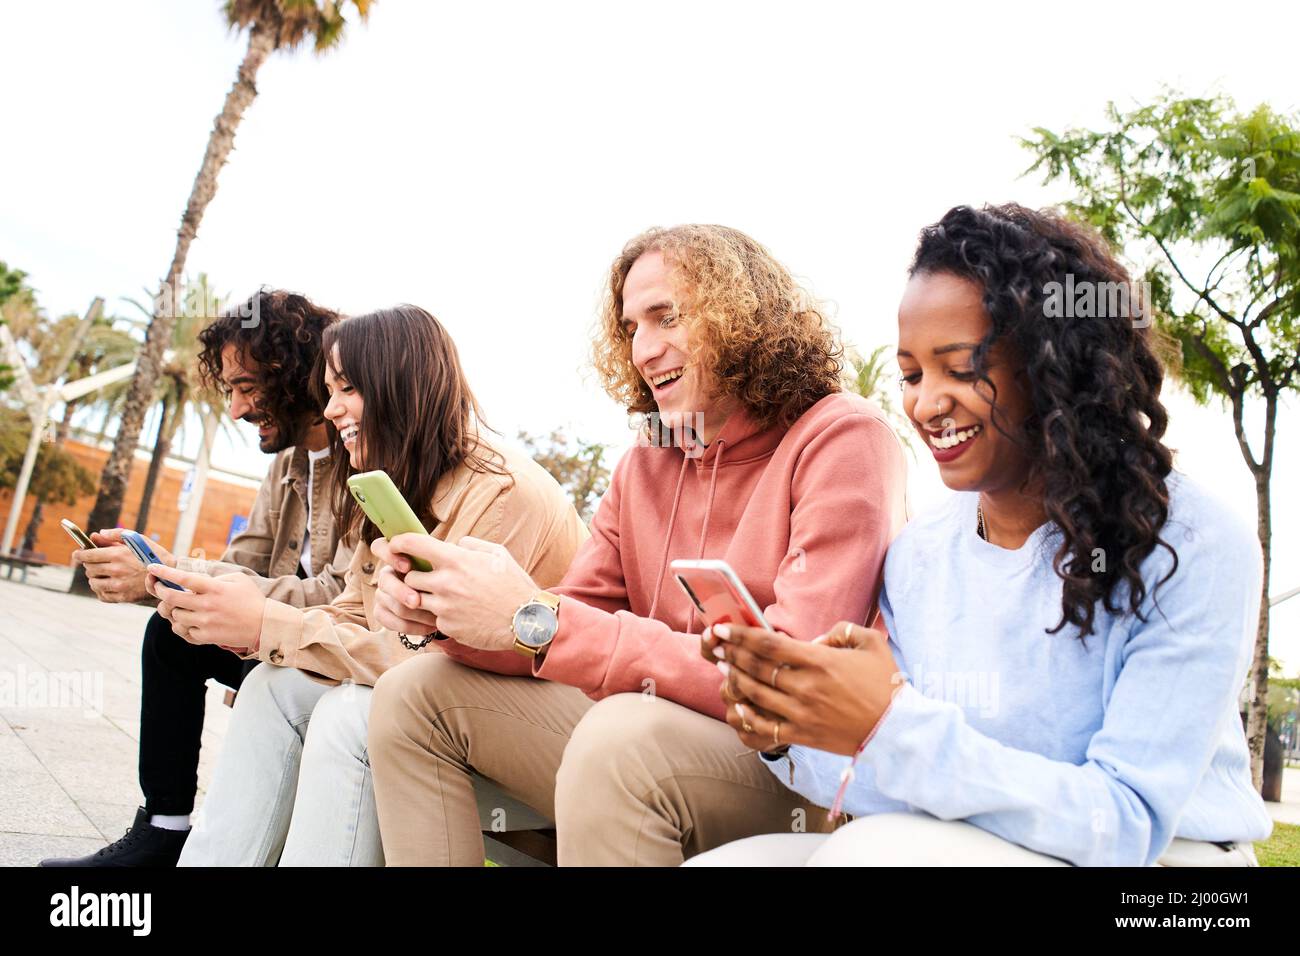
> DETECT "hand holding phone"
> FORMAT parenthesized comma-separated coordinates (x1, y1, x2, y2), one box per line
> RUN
(121, 530, 186, 591)
(670, 559, 772, 631)
(347, 471, 433, 572)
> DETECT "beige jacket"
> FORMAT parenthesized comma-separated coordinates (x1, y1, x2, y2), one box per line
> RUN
(176, 444, 352, 608)
(251, 434, 590, 686)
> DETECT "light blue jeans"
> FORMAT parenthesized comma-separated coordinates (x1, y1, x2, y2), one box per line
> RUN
(178, 663, 383, 866)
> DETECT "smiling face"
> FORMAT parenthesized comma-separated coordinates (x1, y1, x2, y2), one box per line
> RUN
(896, 271, 1034, 494)
(322, 344, 365, 469)
(621, 250, 727, 435)
(221, 343, 291, 453)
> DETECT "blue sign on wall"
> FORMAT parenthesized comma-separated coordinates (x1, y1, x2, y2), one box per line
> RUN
(227, 515, 249, 545)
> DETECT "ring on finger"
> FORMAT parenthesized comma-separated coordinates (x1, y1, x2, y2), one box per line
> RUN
(773, 720, 782, 748)
(770, 664, 788, 690)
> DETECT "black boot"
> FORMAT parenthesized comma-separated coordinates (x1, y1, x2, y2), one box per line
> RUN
(39, 807, 189, 867)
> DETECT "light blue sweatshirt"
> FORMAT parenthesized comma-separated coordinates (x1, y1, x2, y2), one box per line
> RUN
(767, 472, 1273, 866)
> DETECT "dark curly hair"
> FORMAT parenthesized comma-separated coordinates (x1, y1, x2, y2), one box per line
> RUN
(197, 288, 340, 446)
(910, 204, 1177, 638)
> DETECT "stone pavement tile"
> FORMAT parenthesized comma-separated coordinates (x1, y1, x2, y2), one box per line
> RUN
(0, 833, 106, 867)
(35, 756, 145, 807)
(0, 733, 45, 772)
(0, 770, 100, 838)
(78, 801, 146, 843)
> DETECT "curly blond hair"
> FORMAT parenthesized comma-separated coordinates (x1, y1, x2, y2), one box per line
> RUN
(591, 224, 843, 431)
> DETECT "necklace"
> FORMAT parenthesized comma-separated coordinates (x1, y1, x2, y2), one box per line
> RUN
(976, 500, 987, 541)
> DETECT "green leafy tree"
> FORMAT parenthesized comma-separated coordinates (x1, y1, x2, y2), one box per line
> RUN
(76, 0, 373, 594)
(519, 429, 611, 523)
(1, 410, 97, 555)
(1022, 92, 1300, 788)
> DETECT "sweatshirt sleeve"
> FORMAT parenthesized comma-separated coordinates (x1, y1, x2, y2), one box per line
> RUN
(830, 515, 1265, 866)
(177, 536, 352, 609)
(538, 414, 907, 719)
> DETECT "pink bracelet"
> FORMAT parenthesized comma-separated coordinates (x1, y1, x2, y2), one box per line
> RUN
(826, 692, 899, 823)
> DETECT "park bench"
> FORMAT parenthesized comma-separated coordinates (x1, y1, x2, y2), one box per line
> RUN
(0, 550, 49, 585)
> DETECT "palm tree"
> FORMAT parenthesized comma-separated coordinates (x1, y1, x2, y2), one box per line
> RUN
(74, 0, 373, 593)
(17, 314, 137, 551)
(125, 276, 229, 534)
(842, 344, 915, 454)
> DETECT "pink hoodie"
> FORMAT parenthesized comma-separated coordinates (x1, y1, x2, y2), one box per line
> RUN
(436, 392, 909, 721)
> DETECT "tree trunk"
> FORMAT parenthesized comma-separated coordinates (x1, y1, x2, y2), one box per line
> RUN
(72, 25, 276, 594)
(1245, 463, 1273, 791)
(135, 394, 176, 535)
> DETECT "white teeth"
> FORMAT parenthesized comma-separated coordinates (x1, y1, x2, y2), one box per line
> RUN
(928, 424, 982, 450)
(340, 426, 359, 443)
(651, 369, 684, 387)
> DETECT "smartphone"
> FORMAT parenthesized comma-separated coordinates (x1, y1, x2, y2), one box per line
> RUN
(60, 518, 95, 550)
(670, 559, 772, 631)
(346, 471, 433, 572)
(121, 530, 185, 591)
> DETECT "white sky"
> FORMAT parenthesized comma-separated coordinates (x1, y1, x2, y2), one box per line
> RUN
(3, 0, 1298, 670)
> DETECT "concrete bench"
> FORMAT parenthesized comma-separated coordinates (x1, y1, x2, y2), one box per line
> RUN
(0, 551, 49, 584)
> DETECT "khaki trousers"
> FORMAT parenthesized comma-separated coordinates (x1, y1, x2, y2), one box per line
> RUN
(368, 653, 827, 866)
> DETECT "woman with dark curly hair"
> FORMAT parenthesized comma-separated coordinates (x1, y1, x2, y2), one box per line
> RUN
(367, 224, 909, 865)
(694, 204, 1272, 867)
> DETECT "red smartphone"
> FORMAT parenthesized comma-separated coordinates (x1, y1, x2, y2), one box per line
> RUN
(670, 559, 772, 630)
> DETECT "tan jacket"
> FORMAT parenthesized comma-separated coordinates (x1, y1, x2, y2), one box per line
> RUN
(176, 445, 352, 608)
(251, 434, 590, 686)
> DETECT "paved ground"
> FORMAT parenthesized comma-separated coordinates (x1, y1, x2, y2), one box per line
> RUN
(0, 568, 230, 866)
(0, 567, 1297, 867)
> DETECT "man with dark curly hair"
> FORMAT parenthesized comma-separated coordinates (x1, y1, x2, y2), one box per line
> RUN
(367, 225, 910, 865)
(41, 288, 353, 868)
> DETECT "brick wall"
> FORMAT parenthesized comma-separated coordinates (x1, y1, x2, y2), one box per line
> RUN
(0, 439, 261, 566)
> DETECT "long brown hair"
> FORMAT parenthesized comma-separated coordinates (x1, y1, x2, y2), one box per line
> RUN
(310, 305, 507, 543)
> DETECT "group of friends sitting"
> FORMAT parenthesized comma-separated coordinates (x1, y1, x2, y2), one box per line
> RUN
(40, 205, 1273, 867)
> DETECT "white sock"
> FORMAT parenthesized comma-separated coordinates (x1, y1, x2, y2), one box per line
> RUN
(149, 814, 191, 831)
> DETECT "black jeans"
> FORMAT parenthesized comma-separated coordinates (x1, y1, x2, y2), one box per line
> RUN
(138, 612, 255, 816)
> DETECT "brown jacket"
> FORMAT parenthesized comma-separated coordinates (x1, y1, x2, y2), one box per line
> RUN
(176, 445, 352, 607)
(251, 434, 590, 686)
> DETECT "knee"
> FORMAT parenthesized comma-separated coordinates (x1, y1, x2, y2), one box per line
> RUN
(369, 653, 467, 755)
(556, 693, 674, 804)
(305, 683, 373, 760)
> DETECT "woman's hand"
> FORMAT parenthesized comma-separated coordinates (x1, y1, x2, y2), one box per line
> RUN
(147, 565, 267, 652)
(371, 534, 538, 651)
(708, 621, 905, 757)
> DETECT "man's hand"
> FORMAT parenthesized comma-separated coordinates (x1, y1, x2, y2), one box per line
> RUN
(148, 565, 267, 652)
(75, 530, 177, 604)
(371, 534, 537, 651)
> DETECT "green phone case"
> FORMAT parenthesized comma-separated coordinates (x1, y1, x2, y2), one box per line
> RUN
(345, 471, 434, 572)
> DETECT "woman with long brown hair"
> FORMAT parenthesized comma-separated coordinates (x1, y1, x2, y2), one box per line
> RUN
(150, 305, 588, 866)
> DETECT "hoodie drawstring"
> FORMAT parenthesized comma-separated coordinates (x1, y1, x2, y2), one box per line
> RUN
(647, 454, 690, 621)
(684, 438, 727, 633)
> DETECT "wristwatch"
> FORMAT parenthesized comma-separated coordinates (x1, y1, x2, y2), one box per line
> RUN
(511, 591, 561, 658)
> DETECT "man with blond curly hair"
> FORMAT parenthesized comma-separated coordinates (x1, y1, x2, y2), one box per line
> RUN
(367, 225, 909, 866)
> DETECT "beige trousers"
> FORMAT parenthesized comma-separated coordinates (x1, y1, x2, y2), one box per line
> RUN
(685, 812, 1261, 867)
(367, 653, 827, 866)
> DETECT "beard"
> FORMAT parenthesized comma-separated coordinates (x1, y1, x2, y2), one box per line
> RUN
(250, 410, 305, 454)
